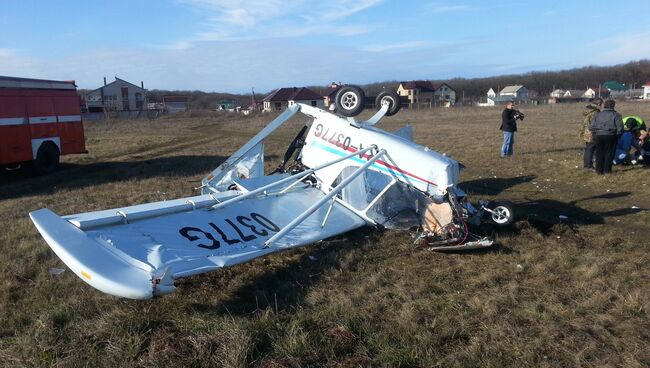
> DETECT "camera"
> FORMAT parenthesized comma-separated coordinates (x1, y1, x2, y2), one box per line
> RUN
(513, 110, 525, 120)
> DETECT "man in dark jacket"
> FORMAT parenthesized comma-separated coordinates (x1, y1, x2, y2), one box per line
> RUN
(589, 99, 624, 174)
(500, 101, 518, 157)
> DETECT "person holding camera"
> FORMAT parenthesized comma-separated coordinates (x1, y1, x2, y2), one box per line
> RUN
(589, 99, 623, 174)
(500, 101, 524, 158)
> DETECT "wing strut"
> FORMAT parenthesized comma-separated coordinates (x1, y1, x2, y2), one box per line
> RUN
(264, 149, 387, 248)
(210, 144, 379, 210)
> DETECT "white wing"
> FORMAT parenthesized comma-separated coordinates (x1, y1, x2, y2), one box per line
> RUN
(30, 184, 366, 299)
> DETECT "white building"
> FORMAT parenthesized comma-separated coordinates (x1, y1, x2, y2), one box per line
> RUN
(499, 85, 529, 102)
(644, 82, 650, 100)
(550, 89, 565, 98)
(479, 86, 530, 107)
(563, 89, 585, 98)
(86, 77, 147, 112)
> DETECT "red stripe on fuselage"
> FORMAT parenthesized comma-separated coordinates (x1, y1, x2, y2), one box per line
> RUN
(339, 143, 438, 187)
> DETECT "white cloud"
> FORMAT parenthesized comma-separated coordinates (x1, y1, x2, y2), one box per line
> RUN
(167, 0, 383, 48)
(426, 2, 475, 13)
(0, 38, 471, 93)
(594, 32, 650, 65)
(360, 40, 433, 53)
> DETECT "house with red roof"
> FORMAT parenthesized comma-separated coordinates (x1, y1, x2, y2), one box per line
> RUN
(263, 87, 323, 112)
(397, 81, 456, 107)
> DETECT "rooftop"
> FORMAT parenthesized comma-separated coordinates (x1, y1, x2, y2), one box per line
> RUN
(263, 87, 322, 102)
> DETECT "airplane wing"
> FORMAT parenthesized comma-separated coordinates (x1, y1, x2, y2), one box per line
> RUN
(29, 183, 367, 299)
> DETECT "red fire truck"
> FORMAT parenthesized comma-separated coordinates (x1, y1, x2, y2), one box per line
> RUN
(0, 76, 87, 174)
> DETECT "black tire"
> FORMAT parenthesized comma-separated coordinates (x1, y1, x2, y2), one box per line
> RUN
(334, 85, 365, 117)
(487, 201, 515, 226)
(34, 142, 60, 175)
(375, 90, 401, 116)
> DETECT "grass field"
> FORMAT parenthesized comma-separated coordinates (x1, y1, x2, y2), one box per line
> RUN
(1, 102, 649, 367)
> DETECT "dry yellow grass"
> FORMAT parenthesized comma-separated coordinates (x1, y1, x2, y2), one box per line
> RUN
(0, 102, 649, 367)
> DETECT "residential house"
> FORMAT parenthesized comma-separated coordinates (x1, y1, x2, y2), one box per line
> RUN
(643, 82, 650, 100)
(398, 80, 436, 107)
(499, 85, 529, 102)
(479, 87, 526, 107)
(480, 88, 497, 106)
(85, 77, 147, 112)
(397, 81, 456, 107)
(584, 87, 610, 99)
(550, 89, 565, 98)
(434, 83, 456, 105)
(563, 89, 585, 98)
(263, 87, 323, 112)
(322, 82, 343, 107)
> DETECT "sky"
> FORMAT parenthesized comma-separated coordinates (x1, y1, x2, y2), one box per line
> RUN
(1, 0, 648, 93)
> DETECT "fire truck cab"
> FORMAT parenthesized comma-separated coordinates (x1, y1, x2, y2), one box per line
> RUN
(0, 76, 87, 174)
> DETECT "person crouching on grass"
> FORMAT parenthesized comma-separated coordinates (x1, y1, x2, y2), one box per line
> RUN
(589, 99, 623, 174)
(500, 101, 523, 158)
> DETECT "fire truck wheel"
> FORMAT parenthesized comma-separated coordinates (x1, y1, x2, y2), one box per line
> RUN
(34, 142, 60, 175)
(334, 85, 365, 117)
(375, 90, 401, 116)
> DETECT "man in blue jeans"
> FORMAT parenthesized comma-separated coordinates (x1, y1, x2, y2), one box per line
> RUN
(500, 101, 520, 157)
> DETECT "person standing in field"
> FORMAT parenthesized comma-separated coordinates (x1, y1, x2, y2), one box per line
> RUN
(500, 101, 519, 158)
(589, 99, 623, 174)
(580, 98, 602, 169)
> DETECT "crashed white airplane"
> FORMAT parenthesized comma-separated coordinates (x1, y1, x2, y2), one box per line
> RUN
(30, 86, 515, 299)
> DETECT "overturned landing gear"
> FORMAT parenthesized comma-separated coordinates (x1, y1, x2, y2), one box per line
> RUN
(334, 85, 365, 117)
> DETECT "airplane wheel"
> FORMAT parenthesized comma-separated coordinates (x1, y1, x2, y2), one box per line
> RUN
(487, 201, 515, 226)
(34, 142, 60, 175)
(375, 90, 401, 116)
(334, 85, 365, 117)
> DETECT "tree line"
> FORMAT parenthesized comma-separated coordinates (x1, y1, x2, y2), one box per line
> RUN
(363, 59, 650, 101)
(79, 59, 650, 109)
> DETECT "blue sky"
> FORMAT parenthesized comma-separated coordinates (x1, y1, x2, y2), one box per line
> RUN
(1, 0, 648, 93)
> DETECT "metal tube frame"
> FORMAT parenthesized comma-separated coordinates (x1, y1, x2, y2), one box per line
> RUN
(210, 144, 378, 211)
(264, 149, 387, 248)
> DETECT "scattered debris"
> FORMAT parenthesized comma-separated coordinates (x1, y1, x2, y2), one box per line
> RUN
(48, 268, 65, 276)
(559, 215, 568, 220)
(308, 255, 318, 261)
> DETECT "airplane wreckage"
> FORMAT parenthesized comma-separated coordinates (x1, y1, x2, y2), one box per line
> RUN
(30, 86, 516, 299)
